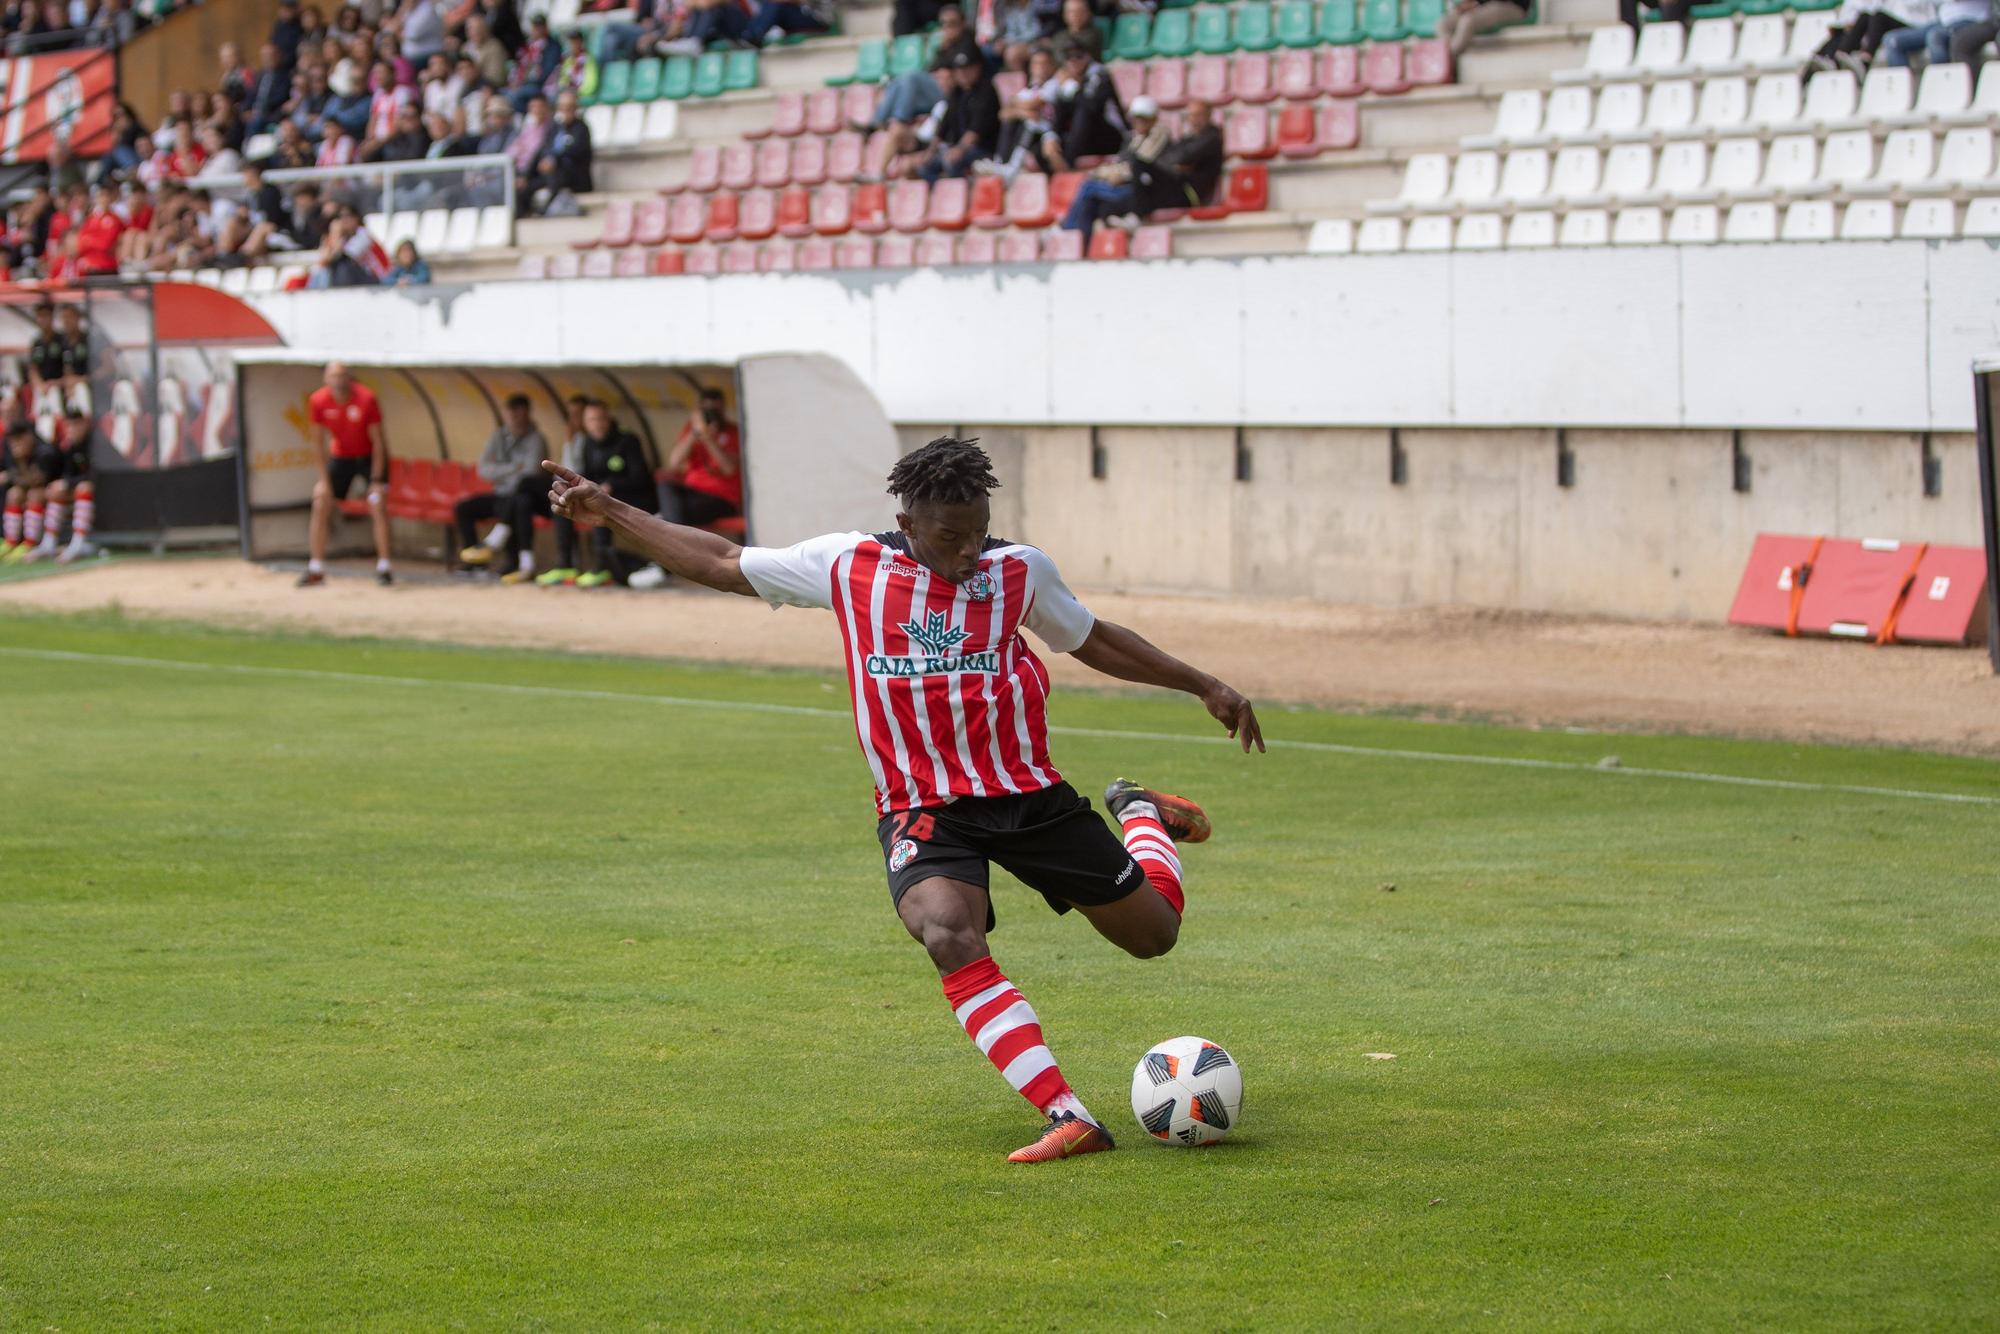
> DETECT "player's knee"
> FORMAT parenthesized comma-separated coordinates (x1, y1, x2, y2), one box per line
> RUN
(311, 480, 332, 505)
(46, 479, 68, 503)
(1125, 917, 1179, 960)
(907, 913, 984, 972)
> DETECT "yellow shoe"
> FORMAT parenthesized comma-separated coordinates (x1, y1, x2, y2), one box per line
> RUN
(575, 570, 614, 588)
(500, 568, 536, 585)
(459, 546, 494, 566)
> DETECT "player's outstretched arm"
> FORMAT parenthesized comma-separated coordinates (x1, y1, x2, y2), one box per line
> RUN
(1069, 619, 1265, 753)
(542, 460, 755, 596)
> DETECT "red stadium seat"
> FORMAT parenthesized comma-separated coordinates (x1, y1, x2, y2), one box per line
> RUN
(877, 233, 916, 266)
(852, 181, 888, 233)
(1231, 52, 1275, 104)
(1319, 46, 1363, 97)
(1408, 38, 1450, 87)
(720, 143, 756, 190)
(928, 177, 970, 230)
(1111, 60, 1146, 108)
(668, 192, 707, 243)
(1188, 54, 1229, 105)
(1363, 42, 1408, 95)
(758, 239, 798, 271)
(958, 230, 997, 263)
(888, 180, 930, 233)
(634, 198, 670, 246)
(580, 249, 614, 277)
(738, 188, 777, 240)
(755, 139, 792, 188)
(806, 87, 842, 136)
(836, 235, 875, 268)
(650, 248, 686, 276)
(1088, 228, 1129, 259)
(1274, 48, 1316, 100)
(1050, 171, 1085, 217)
(968, 174, 1007, 228)
(1276, 102, 1317, 157)
(1042, 228, 1083, 260)
(842, 84, 877, 126)
(1005, 172, 1054, 228)
(1319, 99, 1360, 150)
(808, 184, 852, 235)
(613, 248, 648, 276)
(777, 186, 814, 237)
(1148, 58, 1189, 109)
(722, 241, 758, 273)
(1226, 162, 1269, 211)
(792, 135, 828, 185)
(998, 231, 1040, 262)
(667, 145, 721, 195)
(591, 198, 635, 249)
(828, 131, 865, 183)
(705, 191, 741, 242)
(799, 236, 837, 269)
(771, 90, 807, 137)
(1226, 106, 1275, 158)
(683, 244, 721, 275)
(915, 233, 955, 265)
(1132, 224, 1172, 259)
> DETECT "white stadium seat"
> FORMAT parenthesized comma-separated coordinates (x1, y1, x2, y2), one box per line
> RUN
(1761, 135, 1820, 195)
(1707, 138, 1766, 199)
(415, 208, 450, 255)
(387, 211, 420, 248)
(1778, 11, 1836, 69)
(1306, 218, 1355, 253)
(1629, 80, 1696, 139)
(1550, 146, 1603, 202)
(1613, 205, 1664, 244)
(1750, 73, 1804, 131)
(221, 268, 250, 294)
(247, 265, 278, 292)
(1655, 141, 1711, 201)
(1811, 131, 1876, 193)
(1356, 216, 1403, 252)
(1682, 17, 1736, 73)
(475, 205, 512, 249)
(1406, 214, 1453, 250)
(1780, 199, 1836, 241)
(194, 268, 223, 287)
(1588, 83, 1644, 140)
(1668, 203, 1720, 243)
(1686, 77, 1750, 137)
(1724, 201, 1778, 242)
(1943, 65, 2000, 127)
(1899, 199, 1956, 238)
(1902, 63, 1972, 125)
(1537, 86, 1595, 144)
(1465, 89, 1542, 149)
(1840, 66, 1913, 130)
(1963, 197, 2000, 237)
(442, 207, 480, 256)
(364, 212, 388, 241)
(1742, 12, 1797, 69)
(1499, 149, 1551, 204)
(1505, 211, 1556, 247)
(1554, 25, 1634, 84)
(1597, 143, 1656, 203)
(1847, 130, 1934, 196)
(1624, 22, 1686, 80)
(643, 100, 680, 142)
(1559, 208, 1610, 246)
(1912, 128, 1994, 193)
(584, 104, 614, 146)
(1801, 70, 1858, 128)
(610, 102, 646, 148)
(1455, 213, 1503, 249)
(1369, 154, 1449, 213)
(1838, 200, 1896, 239)
(1426, 151, 1499, 211)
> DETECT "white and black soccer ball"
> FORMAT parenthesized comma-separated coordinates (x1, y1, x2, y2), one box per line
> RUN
(1130, 1036, 1243, 1147)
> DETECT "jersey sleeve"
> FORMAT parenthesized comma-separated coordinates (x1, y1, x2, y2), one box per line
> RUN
(738, 532, 863, 611)
(1019, 546, 1095, 654)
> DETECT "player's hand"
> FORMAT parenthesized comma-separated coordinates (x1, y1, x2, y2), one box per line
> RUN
(1203, 681, 1265, 754)
(543, 460, 608, 519)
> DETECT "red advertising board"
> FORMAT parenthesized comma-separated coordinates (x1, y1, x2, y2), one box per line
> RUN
(0, 48, 116, 163)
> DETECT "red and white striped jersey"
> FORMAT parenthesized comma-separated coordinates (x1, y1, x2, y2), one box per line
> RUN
(740, 531, 1096, 814)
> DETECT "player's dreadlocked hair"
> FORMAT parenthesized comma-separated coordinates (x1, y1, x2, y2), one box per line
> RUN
(886, 436, 1000, 508)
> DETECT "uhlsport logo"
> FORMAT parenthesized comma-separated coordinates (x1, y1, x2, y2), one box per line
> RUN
(889, 839, 919, 872)
(865, 610, 999, 679)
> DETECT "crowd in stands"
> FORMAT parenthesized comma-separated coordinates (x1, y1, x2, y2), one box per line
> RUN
(0, 0, 185, 54)
(1805, 0, 1998, 73)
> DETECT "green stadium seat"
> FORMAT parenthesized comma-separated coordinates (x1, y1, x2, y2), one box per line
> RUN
(1686, 0, 1737, 16)
(595, 59, 632, 105)
(1150, 8, 1194, 55)
(1317, 0, 1362, 45)
(888, 33, 925, 76)
(662, 54, 695, 99)
(1274, 0, 1315, 48)
(1109, 11, 1152, 58)
(630, 56, 663, 100)
(827, 38, 887, 85)
(1194, 6, 1234, 53)
(694, 51, 726, 97)
(1158, 0, 1195, 9)
(1405, 0, 1444, 36)
(724, 47, 759, 90)
(1737, 0, 1783, 12)
(1095, 14, 1114, 48)
(1232, 2, 1276, 51)
(1362, 0, 1406, 40)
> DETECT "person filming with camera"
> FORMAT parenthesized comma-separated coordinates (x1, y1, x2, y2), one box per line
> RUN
(630, 384, 744, 588)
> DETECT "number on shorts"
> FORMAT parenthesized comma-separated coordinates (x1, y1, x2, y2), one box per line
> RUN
(892, 812, 937, 842)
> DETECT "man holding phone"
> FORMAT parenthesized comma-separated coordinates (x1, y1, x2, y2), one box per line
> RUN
(630, 386, 742, 590)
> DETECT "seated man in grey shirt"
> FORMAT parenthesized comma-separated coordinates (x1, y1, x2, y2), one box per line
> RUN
(455, 392, 551, 578)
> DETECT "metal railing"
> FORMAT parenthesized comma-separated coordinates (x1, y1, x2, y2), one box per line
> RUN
(200, 153, 517, 245)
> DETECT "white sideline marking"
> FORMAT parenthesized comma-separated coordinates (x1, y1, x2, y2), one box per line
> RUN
(6, 644, 1998, 808)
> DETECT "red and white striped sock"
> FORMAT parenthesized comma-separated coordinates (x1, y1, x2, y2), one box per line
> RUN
(942, 956, 1093, 1123)
(22, 506, 43, 544)
(2, 505, 19, 544)
(71, 491, 93, 537)
(1117, 802, 1185, 916)
(45, 499, 67, 541)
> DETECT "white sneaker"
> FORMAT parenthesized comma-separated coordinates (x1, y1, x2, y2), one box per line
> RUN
(57, 537, 96, 564)
(21, 537, 56, 563)
(627, 563, 670, 589)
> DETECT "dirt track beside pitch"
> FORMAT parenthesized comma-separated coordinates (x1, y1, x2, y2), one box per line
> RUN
(7, 557, 1998, 756)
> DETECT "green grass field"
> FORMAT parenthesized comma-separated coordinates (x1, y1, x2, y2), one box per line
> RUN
(3, 611, 1998, 1330)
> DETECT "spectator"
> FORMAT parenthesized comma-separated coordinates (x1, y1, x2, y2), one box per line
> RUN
(399, 0, 447, 61)
(990, 0, 1044, 68)
(73, 181, 123, 275)
(425, 107, 479, 157)
(299, 360, 394, 588)
(476, 98, 517, 155)
(362, 101, 430, 160)
(419, 51, 459, 117)
(533, 89, 593, 202)
(193, 125, 242, 179)
(1049, 0, 1102, 52)
(916, 50, 1000, 182)
(365, 59, 413, 141)
(1881, 0, 1984, 63)
(504, 13, 561, 112)
(744, 0, 834, 45)
(272, 0, 306, 68)
(46, 141, 84, 195)
(1059, 95, 1218, 244)
(462, 12, 509, 86)
(289, 64, 334, 140)
(551, 29, 597, 101)
(324, 60, 373, 138)
(599, 0, 695, 62)
(166, 121, 208, 178)
(241, 160, 295, 245)
(685, 0, 753, 47)
(509, 94, 553, 208)
(290, 183, 330, 248)
(893, 0, 937, 37)
(218, 41, 254, 107)
(1049, 35, 1125, 166)
(385, 237, 431, 283)
(1620, 0, 1690, 28)
(985, 44, 1058, 180)
(1944, 0, 1997, 60)
(274, 118, 315, 169)
(246, 41, 295, 133)
(536, 399, 651, 587)
(1436, 0, 1526, 58)
(454, 390, 548, 578)
(376, 30, 417, 88)
(658, 386, 741, 530)
(455, 54, 496, 124)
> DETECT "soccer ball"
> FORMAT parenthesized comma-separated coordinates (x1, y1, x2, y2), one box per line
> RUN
(1130, 1036, 1243, 1147)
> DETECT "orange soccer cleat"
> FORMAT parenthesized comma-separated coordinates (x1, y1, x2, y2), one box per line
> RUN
(1007, 1112, 1116, 1164)
(1104, 778, 1211, 845)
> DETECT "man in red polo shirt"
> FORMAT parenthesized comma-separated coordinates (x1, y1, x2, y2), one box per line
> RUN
(630, 385, 743, 589)
(299, 360, 394, 587)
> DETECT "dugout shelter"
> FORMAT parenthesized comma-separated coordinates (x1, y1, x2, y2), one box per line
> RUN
(232, 351, 902, 562)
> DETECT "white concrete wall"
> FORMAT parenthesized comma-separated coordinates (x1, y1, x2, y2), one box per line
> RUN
(251, 241, 2000, 433)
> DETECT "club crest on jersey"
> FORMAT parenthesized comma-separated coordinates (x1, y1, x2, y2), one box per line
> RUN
(864, 609, 998, 678)
(964, 571, 996, 602)
(889, 839, 919, 872)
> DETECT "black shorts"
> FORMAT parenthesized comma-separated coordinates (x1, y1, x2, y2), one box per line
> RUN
(328, 455, 377, 499)
(61, 448, 88, 483)
(877, 782, 1144, 930)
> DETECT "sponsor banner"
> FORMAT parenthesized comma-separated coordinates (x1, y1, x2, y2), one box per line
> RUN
(0, 49, 115, 163)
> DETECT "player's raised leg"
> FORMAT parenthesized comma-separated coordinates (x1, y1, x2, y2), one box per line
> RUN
(1074, 779, 1210, 957)
(897, 876, 1114, 1163)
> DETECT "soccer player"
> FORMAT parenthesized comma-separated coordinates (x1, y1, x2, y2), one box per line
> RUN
(33, 404, 97, 564)
(543, 438, 1264, 1163)
(0, 422, 63, 563)
(299, 360, 394, 587)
